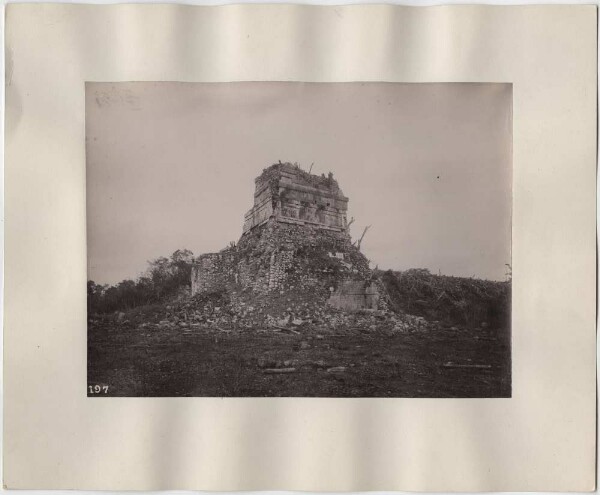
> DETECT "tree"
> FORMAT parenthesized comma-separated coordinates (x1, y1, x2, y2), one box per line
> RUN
(88, 249, 196, 314)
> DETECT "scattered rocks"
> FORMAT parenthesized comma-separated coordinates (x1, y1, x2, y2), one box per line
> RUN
(147, 292, 439, 336)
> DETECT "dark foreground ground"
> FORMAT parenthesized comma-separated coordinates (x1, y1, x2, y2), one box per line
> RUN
(88, 321, 511, 398)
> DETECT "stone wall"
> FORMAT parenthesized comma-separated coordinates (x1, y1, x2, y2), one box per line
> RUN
(191, 219, 380, 309)
(328, 280, 380, 311)
(193, 247, 299, 296)
(191, 251, 236, 295)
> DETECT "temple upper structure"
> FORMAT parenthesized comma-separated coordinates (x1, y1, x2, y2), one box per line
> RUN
(242, 162, 349, 235)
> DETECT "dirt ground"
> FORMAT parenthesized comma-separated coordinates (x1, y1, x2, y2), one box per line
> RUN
(88, 322, 511, 398)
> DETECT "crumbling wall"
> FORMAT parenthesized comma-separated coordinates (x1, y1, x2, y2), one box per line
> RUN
(237, 256, 271, 294)
(192, 218, 374, 298)
(267, 250, 294, 292)
(191, 251, 236, 295)
(328, 281, 380, 311)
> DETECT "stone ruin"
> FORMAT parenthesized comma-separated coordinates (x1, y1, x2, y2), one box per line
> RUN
(191, 162, 382, 312)
(243, 162, 349, 234)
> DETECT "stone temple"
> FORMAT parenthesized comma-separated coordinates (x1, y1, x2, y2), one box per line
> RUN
(191, 162, 381, 311)
(243, 162, 349, 234)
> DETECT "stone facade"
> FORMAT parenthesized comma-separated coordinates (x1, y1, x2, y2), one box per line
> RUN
(243, 162, 349, 234)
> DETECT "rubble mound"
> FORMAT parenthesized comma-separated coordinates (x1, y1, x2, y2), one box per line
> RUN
(133, 285, 433, 336)
(101, 219, 436, 336)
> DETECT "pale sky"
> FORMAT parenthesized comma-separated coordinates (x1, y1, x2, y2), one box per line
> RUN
(86, 82, 512, 285)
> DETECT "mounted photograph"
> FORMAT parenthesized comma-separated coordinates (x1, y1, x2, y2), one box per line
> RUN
(86, 82, 512, 397)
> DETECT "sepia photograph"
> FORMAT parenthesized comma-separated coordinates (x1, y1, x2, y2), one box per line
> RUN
(86, 82, 512, 397)
(5, 3, 597, 491)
